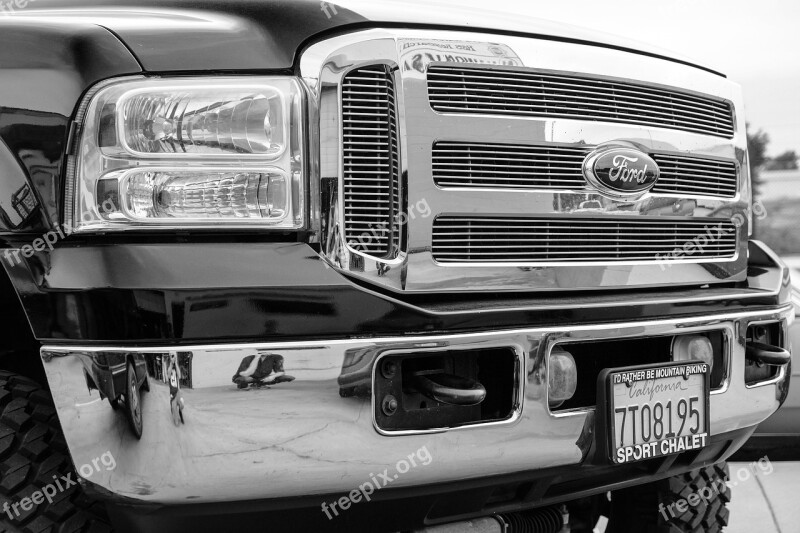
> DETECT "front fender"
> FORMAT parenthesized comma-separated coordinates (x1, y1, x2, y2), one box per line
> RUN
(0, 19, 141, 230)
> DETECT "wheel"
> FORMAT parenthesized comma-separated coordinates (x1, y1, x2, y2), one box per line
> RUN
(123, 360, 143, 439)
(0, 371, 112, 532)
(608, 462, 731, 533)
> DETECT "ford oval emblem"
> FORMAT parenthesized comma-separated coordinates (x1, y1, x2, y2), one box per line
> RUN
(583, 146, 659, 198)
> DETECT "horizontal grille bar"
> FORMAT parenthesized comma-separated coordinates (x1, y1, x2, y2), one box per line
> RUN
(652, 154, 738, 197)
(432, 142, 738, 198)
(428, 66, 735, 138)
(432, 216, 737, 263)
(342, 65, 401, 258)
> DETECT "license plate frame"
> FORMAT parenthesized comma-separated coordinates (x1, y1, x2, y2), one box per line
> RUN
(597, 361, 711, 465)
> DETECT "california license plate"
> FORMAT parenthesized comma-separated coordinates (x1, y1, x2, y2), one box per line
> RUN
(601, 362, 710, 464)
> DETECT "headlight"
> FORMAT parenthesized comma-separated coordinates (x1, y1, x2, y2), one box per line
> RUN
(70, 77, 304, 231)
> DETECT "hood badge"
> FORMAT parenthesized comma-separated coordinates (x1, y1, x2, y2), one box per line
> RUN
(583, 146, 659, 199)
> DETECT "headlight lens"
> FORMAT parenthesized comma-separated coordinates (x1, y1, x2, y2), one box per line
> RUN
(118, 88, 284, 157)
(71, 77, 304, 231)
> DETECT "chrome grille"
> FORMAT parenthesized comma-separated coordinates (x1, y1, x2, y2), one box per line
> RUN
(428, 66, 735, 138)
(433, 142, 588, 190)
(652, 154, 738, 197)
(432, 216, 738, 263)
(309, 30, 748, 292)
(432, 142, 738, 198)
(342, 65, 401, 258)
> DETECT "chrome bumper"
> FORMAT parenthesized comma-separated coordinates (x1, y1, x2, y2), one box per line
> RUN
(41, 305, 792, 505)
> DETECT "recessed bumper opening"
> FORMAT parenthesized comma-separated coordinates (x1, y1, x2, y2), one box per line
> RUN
(549, 330, 728, 412)
(744, 320, 790, 386)
(373, 347, 521, 433)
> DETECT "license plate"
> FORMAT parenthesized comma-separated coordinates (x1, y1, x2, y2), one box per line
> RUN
(601, 362, 710, 464)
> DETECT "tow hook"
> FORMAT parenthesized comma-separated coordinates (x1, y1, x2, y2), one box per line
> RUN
(408, 371, 487, 406)
(745, 341, 791, 366)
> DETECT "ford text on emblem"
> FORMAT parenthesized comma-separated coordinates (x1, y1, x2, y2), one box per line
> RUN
(583, 146, 659, 198)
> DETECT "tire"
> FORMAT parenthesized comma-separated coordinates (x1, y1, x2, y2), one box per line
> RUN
(0, 371, 113, 532)
(608, 462, 731, 533)
(122, 361, 143, 440)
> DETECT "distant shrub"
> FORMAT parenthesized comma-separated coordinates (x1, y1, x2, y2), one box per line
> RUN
(755, 199, 800, 255)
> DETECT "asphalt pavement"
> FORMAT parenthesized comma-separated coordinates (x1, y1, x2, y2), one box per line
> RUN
(726, 461, 800, 533)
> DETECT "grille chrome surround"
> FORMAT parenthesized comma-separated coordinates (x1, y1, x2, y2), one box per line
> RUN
(428, 66, 735, 138)
(302, 29, 750, 292)
(432, 216, 738, 264)
(341, 65, 402, 258)
(433, 142, 738, 198)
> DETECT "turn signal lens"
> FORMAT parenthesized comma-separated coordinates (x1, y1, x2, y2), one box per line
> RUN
(97, 169, 289, 224)
(671, 335, 714, 369)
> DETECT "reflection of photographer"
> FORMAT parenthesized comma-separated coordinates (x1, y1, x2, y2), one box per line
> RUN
(168, 352, 185, 425)
(232, 353, 288, 389)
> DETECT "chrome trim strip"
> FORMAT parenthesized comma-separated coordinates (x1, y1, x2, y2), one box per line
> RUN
(389, 239, 789, 316)
(41, 308, 792, 356)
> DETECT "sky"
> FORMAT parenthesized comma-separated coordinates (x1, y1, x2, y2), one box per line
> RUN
(434, 0, 800, 157)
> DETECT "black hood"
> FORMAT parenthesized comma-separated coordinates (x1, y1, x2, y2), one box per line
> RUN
(18, 0, 721, 75)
